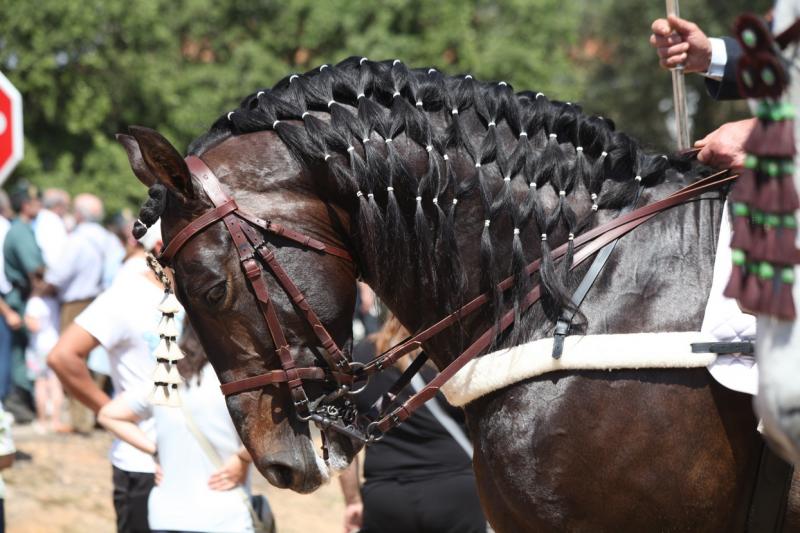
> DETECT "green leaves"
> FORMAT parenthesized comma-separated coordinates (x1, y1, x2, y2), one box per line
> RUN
(0, 0, 766, 215)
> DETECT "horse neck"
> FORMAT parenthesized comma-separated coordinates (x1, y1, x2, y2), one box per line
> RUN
(358, 136, 538, 369)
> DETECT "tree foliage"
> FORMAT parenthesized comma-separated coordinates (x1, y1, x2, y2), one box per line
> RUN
(0, 0, 768, 214)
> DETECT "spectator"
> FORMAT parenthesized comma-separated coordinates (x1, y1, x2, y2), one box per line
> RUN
(98, 321, 266, 533)
(3, 183, 44, 424)
(24, 293, 64, 433)
(338, 316, 486, 533)
(42, 193, 123, 433)
(34, 188, 69, 269)
(0, 191, 20, 406)
(48, 221, 166, 533)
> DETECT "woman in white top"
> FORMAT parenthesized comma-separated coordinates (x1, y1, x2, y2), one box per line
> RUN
(99, 321, 257, 533)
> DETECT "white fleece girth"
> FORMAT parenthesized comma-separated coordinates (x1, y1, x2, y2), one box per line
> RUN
(440, 331, 717, 406)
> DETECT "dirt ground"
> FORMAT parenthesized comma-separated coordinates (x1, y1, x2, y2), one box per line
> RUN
(4, 424, 346, 533)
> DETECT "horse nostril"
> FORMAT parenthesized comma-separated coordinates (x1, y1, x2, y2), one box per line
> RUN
(263, 463, 294, 489)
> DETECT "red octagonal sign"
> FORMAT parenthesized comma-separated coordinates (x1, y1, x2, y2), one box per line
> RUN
(0, 71, 23, 185)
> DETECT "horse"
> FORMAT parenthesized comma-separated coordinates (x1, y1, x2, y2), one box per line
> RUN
(119, 57, 800, 531)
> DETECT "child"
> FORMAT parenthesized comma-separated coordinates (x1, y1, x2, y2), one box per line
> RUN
(24, 295, 64, 433)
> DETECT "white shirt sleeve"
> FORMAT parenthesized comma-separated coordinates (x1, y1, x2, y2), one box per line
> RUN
(702, 37, 728, 81)
(74, 288, 128, 349)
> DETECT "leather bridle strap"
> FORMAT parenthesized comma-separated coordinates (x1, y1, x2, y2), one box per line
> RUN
(551, 184, 645, 358)
(160, 155, 354, 410)
(160, 199, 238, 263)
(238, 222, 352, 375)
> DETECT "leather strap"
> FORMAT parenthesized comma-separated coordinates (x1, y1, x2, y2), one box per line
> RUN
(552, 184, 645, 358)
(220, 367, 354, 396)
(239, 223, 352, 374)
(236, 211, 353, 262)
(691, 341, 755, 355)
(159, 199, 238, 262)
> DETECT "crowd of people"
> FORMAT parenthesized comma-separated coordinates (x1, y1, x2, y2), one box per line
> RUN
(0, 184, 272, 532)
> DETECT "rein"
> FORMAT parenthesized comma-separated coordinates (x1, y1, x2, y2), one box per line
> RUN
(160, 154, 736, 443)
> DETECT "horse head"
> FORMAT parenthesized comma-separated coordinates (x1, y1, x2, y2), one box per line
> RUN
(118, 125, 360, 493)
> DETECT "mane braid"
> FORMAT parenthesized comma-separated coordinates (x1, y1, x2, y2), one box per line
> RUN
(169, 56, 702, 350)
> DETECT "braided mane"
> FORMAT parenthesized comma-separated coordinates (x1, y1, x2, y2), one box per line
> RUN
(140, 56, 697, 345)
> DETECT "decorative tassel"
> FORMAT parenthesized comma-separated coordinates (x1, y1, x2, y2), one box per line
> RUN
(152, 361, 170, 383)
(730, 203, 752, 251)
(158, 316, 179, 338)
(763, 214, 781, 263)
(755, 159, 780, 212)
(158, 293, 182, 314)
(778, 215, 798, 258)
(757, 262, 776, 313)
(151, 385, 169, 406)
(779, 161, 800, 212)
(154, 337, 170, 359)
(167, 341, 184, 362)
(739, 262, 763, 313)
(746, 120, 795, 157)
(166, 386, 181, 407)
(166, 364, 183, 384)
(749, 215, 767, 261)
(730, 157, 758, 202)
(724, 249, 747, 299)
(772, 267, 797, 320)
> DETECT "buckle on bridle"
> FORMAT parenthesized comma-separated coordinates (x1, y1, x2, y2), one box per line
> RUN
(293, 397, 312, 421)
(365, 421, 385, 443)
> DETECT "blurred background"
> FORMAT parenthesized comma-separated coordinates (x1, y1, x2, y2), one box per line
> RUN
(0, 0, 770, 214)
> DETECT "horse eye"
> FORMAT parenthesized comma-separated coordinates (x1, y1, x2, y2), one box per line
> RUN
(205, 283, 227, 307)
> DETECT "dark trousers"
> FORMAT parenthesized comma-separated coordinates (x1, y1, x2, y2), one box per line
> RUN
(360, 471, 487, 533)
(0, 316, 12, 400)
(112, 465, 154, 533)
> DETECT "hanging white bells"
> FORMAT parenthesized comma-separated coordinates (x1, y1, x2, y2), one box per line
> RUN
(151, 289, 184, 406)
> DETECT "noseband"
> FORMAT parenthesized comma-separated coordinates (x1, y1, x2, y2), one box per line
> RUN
(161, 154, 737, 444)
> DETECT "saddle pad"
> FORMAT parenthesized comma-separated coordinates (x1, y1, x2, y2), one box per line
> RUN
(702, 201, 758, 395)
(440, 331, 716, 407)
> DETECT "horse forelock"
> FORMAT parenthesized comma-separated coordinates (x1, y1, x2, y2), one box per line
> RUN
(143, 56, 702, 347)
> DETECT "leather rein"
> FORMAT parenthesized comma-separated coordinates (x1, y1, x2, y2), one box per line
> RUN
(160, 154, 736, 443)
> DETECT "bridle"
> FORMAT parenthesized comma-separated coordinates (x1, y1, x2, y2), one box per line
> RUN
(160, 156, 363, 436)
(160, 153, 737, 444)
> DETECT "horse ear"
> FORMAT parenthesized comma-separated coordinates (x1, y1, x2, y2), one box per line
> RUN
(116, 133, 157, 188)
(123, 126, 194, 199)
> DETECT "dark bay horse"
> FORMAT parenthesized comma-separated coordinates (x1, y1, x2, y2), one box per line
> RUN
(119, 58, 800, 531)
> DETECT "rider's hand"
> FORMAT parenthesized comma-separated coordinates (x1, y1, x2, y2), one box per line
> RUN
(208, 453, 249, 491)
(343, 501, 363, 533)
(695, 118, 757, 170)
(650, 15, 712, 73)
